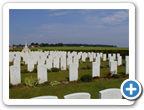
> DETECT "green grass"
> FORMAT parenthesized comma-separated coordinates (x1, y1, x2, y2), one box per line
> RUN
(9, 78, 127, 99)
(12, 46, 129, 51)
(12, 59, 126, 82)
(10, 65, 126, 99)
(20, 66, 125, 83)
(9, 59, 127, 99)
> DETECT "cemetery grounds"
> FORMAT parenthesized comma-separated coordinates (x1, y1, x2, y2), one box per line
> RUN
(9, 47, 129, 99)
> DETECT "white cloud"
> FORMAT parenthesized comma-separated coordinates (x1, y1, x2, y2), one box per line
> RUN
(101, 11, 129, 23)
(49, 11, 72, 17)
(84, 10, 129, 25)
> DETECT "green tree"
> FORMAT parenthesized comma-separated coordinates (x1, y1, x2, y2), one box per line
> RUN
(35, 43, 39, 45)
(31, 42, 34, 45)
(40, 43, 44, 47)
(12, 44, 16, 47)
(45, 43, 49, 46)
(50, 44, 54, 47)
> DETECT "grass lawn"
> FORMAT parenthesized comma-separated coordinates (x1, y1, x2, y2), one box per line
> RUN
(11, 47, 129, 51)
(9, 59, 128, 99)
(29, 47, 129, 50)
(9, 78, 127, 99)
(18, 66, 125, 83)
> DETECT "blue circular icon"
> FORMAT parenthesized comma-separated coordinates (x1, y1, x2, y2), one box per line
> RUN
(123, 81, 139, 97)
(121, 79, 142, 100)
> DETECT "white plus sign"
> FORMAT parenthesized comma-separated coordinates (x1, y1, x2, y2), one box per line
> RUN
(126, 83, 137, 95)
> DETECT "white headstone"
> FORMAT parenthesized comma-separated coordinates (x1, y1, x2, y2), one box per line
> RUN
(40, 54, 47, 60)
(125, 56, 129, 74)
(109, 56, 114, 67)
(73, 57, 79, 68)
(99, 89, 122, 99)
(110, 61, 117, 74)
(89, 54, 93, 62)
(38, 59, 45, 65)
(64, 93, 91, 99)
(27, 63, 34, 72)
(97, 53, 100, 57)
(9, 54, 14, 62)
(13, 59, 20, 66)
(103, 54, 106, 61)
(37, 65, 47, 84)
(100, 52, 103, 58)
(95, 56, 100, 65)
(10, 65, 21, 85)
(93, 53, 96, 58)
(108, 54, 111, 59)
(67, 57, 72, 66)
(81, 57, 85, 62)
(117, 53, 120, 59)
(113, 53, 116, 60)
(92, 62, 100, 77)
(61, 57, 66, 70)
(31, 96, 58, 99)
(69, 63, 78, 81)
(46, 59, 52, 69)
(117, 56, 122, 66)
(54, 57, 59, 68)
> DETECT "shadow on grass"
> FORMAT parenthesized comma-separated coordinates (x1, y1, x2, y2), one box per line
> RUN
(119, 72, 125, 75)
(66, 77, 69, 80)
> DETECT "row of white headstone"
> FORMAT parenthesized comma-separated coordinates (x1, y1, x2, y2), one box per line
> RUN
(31, 88, 122, 99)
(10, 52, 124, 71)
(9, 51, 122, 63)
(9, 51, 129, 85)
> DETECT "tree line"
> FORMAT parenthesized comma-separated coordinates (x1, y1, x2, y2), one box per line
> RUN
(11, 43, 117, 47)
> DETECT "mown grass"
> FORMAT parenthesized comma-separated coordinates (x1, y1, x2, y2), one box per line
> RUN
(18, 59, 125, 82)
(9, 58, 127, 99)
(20, 66, 125, 83)
(12, 47, 129, 51)
(10, 68, 126, 99)
(9, 78, 127, 99)
(29, 47, 129, 50)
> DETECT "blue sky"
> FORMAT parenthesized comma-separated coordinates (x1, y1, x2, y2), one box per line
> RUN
(9, 9, 129, 47)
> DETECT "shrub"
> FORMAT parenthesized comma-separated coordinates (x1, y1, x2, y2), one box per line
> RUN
(80, 74, 92, 82)
(50, 81, 60, 86)
(43, 81, 50, 86)
(24, 76, 39, 87)
(100, 65, 105, 68)
(113, 74, 120, 79)
(51, 68, 60, 72)
(104, 72, 113, 78)
(17, 83, 24, 87)
(62, 81, 69, 85)
(78, 79, 81, 83)
(9, 83, 13, 88)
(47, 69, 51, 73)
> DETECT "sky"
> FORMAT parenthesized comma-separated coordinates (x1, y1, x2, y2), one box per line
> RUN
(9, 9, 129, 47)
